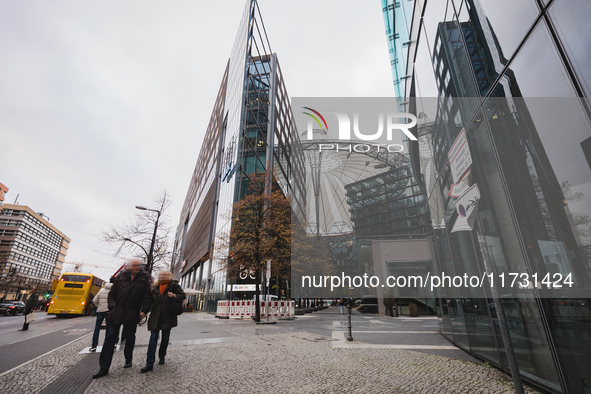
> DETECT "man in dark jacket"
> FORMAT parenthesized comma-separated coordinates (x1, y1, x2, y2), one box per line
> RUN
(140, 270, 185, 373)
(19, 288, 39, 331)
(93, 258, 152, 379)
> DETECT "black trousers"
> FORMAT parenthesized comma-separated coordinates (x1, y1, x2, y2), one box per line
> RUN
(99, 323, 137, 369)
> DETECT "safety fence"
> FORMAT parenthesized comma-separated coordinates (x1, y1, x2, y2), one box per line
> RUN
(216, 300, 295, 319)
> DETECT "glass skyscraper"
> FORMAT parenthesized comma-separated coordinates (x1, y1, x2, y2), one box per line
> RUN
(171, 0, 304, 313)
(383, 0, 591, 392)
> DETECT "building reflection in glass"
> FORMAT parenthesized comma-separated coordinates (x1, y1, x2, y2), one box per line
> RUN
(385, 0, 591, 392)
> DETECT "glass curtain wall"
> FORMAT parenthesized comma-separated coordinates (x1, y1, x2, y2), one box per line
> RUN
(207, 0, 295, 310)
(386, 0, 591, 392)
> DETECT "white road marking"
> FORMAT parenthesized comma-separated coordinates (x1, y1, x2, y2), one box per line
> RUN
(330, 331, 456, 350)
(353, 331, 440, 334)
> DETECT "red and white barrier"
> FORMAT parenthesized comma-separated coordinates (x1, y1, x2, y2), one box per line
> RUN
(216, 300, 295, 319)
(552, 300, 591, 321)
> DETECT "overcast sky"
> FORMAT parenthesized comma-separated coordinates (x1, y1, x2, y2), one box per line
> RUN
(1, 0, 395, 281)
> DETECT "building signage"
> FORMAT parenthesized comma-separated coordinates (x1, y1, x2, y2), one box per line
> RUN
(448, 169, 471, 198)
(448, 129, 472, 184)
(221, 162, 233, 182)
(226, 284, 256, 291)
(0, 182, 8, 202)
(222, 160, 237, 183)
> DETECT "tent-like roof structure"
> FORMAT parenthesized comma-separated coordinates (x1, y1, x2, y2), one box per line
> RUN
(299, 132, 408, 236)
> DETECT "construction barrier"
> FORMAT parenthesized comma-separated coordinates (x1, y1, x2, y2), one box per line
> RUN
(216, 300, 295, 319)
(552, 299, 591, 321)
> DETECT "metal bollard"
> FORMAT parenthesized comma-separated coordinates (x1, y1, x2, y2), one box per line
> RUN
(347, 303, 353, 341)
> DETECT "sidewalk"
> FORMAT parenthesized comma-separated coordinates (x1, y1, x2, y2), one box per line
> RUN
(0, 311, 542, 393)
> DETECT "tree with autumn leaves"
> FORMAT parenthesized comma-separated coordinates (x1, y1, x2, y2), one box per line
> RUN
(225, 171, 291, 322)
(220, 170, 337, 321)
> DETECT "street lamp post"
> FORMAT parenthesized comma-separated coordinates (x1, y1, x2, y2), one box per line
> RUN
(135, 205, 162, 274)
(3, 267, 16, 300)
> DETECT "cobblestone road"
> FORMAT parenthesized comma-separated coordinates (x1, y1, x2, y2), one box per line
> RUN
(0, 313, 542, 393)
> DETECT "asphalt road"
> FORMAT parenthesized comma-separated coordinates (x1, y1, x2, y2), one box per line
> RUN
(0, 311, 95, 374)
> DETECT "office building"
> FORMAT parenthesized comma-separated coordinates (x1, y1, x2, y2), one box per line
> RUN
(0, 204, 69, 299)
(171, 0, 305, 312)
(382, 0, 591, 392)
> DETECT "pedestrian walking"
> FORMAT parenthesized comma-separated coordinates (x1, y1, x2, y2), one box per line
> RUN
(92, 258, 152, 379)
(339, 298, 344, 314)
(140, 270, 185, 373)
(89, 282, 113, 352)
(19, 288, 39, 331)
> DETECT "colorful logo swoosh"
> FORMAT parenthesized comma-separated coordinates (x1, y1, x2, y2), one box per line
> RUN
(302, 107, 328, 131)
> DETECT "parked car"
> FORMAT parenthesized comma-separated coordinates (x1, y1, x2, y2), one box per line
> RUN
(0, 301, 26, 315)
(0, 302, 10, 315)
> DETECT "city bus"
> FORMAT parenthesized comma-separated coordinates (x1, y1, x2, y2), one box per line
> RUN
(47, 272, 104, 316)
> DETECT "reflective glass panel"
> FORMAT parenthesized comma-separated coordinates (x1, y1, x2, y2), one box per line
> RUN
(550, 0, 591, 97)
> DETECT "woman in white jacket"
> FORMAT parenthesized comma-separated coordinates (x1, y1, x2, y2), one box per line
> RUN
(90, 282, 113, 352)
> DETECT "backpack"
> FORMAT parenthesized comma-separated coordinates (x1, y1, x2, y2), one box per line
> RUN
(171, 297, 183, 316)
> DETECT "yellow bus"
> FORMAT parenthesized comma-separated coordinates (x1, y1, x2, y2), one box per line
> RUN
(47, 273, 104, 316)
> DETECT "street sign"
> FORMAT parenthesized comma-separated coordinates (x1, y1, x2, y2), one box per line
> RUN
(448, 169, 471, 198)
(0, 182, 8, 202)
(451, 183, 480, 233)
(448, 129, 472, 184)
(226, 284, 256, 291)
(266, 259, 271, 287)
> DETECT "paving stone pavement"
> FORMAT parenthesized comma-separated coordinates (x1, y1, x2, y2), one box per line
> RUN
(0, 333, 91, 394)
(86, 324, 541, 394)
(0, 316, 543, 394)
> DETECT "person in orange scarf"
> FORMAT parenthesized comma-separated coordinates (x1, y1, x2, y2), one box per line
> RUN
(140, 270, 185, 373)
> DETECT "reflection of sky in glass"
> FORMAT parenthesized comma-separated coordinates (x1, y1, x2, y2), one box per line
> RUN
(508, 22, 577, 97)
(550, 0, 591, 97)
(470, 0, 538, 61)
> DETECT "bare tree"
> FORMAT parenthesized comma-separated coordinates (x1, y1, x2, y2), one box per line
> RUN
(100, 190, 173, 275)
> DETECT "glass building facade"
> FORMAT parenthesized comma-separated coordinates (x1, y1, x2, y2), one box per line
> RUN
(345, 165, 430, 238)
(172, 0, 304, 312)
(384, 0, 591, 392)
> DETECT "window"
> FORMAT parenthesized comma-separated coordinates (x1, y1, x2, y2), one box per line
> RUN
(60, 274, 91, 283)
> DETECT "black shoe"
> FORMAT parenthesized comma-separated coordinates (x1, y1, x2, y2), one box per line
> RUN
(158, 359, 165, 365)
(18, 328, 28, 331)
(89, 347, 97, 352)
(93, 368, 109, 379)
(140, 365, 153, 373)
(123, 361, 132, 368)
